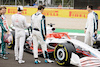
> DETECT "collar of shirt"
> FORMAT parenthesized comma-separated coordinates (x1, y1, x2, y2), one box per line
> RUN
(89, 11, 94, 14)
(2, 15, 6, 19)
(37, 11, 41, 14)
(92, 11, 94, 12)
(35, 11, 41, 16)
(17, 12, 22, 14)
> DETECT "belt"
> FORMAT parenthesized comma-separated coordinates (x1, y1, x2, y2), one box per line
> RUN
(33, 28, 39, 31)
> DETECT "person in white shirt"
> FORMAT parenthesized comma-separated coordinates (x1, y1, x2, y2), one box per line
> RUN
(11, 6, 29, 64)
(84, 5, 98, 46)
(31, 5, 54, 64)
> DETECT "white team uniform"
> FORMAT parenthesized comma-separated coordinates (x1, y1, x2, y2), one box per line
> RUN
(11, 13, 29, 61)
(31, 12, 47, 59)
(84, 11, 98, 46)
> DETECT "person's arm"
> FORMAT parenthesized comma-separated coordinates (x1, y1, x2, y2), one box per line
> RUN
(85, 22, 88, 30)
(2, 15, 9, 31)
(5, 21, 9, 31)
(0, 23, 7, 32)
(0, 19, 7, 32)
(84, 21, 88, 33)
(23, 16, 30, 29)
(42, 15, 46, 36)
(41, 15, 47, 40)
(31, 15, 34, 30)
(10, 15, 15, 31)
(93, 12, 98, 34)
(3, 19, 10, 34)
(85, 15, 89, 33)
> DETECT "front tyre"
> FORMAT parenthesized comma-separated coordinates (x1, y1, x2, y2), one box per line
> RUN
(54, 43, 76, 66)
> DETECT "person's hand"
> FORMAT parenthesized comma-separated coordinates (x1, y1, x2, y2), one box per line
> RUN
(95, 31, 97, 34)
(7, 31, 10, 34)
(84, 29, 87, 33)
(44, 35, 47, 40)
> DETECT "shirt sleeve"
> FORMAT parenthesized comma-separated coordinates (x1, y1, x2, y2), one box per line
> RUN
(42, 15, 46, 36)
(11, 15, 14, 26)
(93, 12, 98, 31)
(85, 21, 88, 29)
(85, 15, 89, 29)
(5, 21, 9, 31)
(31, 15, 34, 29)
(1, 15, 9, 31)
(0, 20, 7, 32)
(23, 16, 30, 29)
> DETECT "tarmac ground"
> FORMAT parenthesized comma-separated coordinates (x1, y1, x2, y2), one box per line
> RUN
(0, 48, 77, 67)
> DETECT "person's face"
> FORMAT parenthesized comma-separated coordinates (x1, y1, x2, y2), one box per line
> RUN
(0, 10, 1, 15)
(0, 9, 3, 15)
(41, 9, 44, 13)
(2, 8, 6, 14)
(87, 6, 91, 12)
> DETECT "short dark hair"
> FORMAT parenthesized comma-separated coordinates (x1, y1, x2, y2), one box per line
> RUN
(2, 6, 6, 9)
(38, 5, 44, 10)
(87, 5, 93, 10)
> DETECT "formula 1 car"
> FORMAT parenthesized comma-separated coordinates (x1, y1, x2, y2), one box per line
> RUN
(46, 32, 100, 67)
(8, 23, 100, 67)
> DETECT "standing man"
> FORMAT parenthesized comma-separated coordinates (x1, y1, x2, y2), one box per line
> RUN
(0, 7, 9, 59)
(84, 5, 98, 46)
(31, 5, 54, 64)
(11, 6, 29, 64)
(1, 6, 10, 56)
(0, 7, 2, 50)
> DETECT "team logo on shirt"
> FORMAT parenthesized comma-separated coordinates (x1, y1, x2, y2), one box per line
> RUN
(15, 19, 19, 22)
(4, 21, 8, 29)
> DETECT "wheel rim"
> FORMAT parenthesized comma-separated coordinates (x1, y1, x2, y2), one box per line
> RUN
(57, 48, 65, 61)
